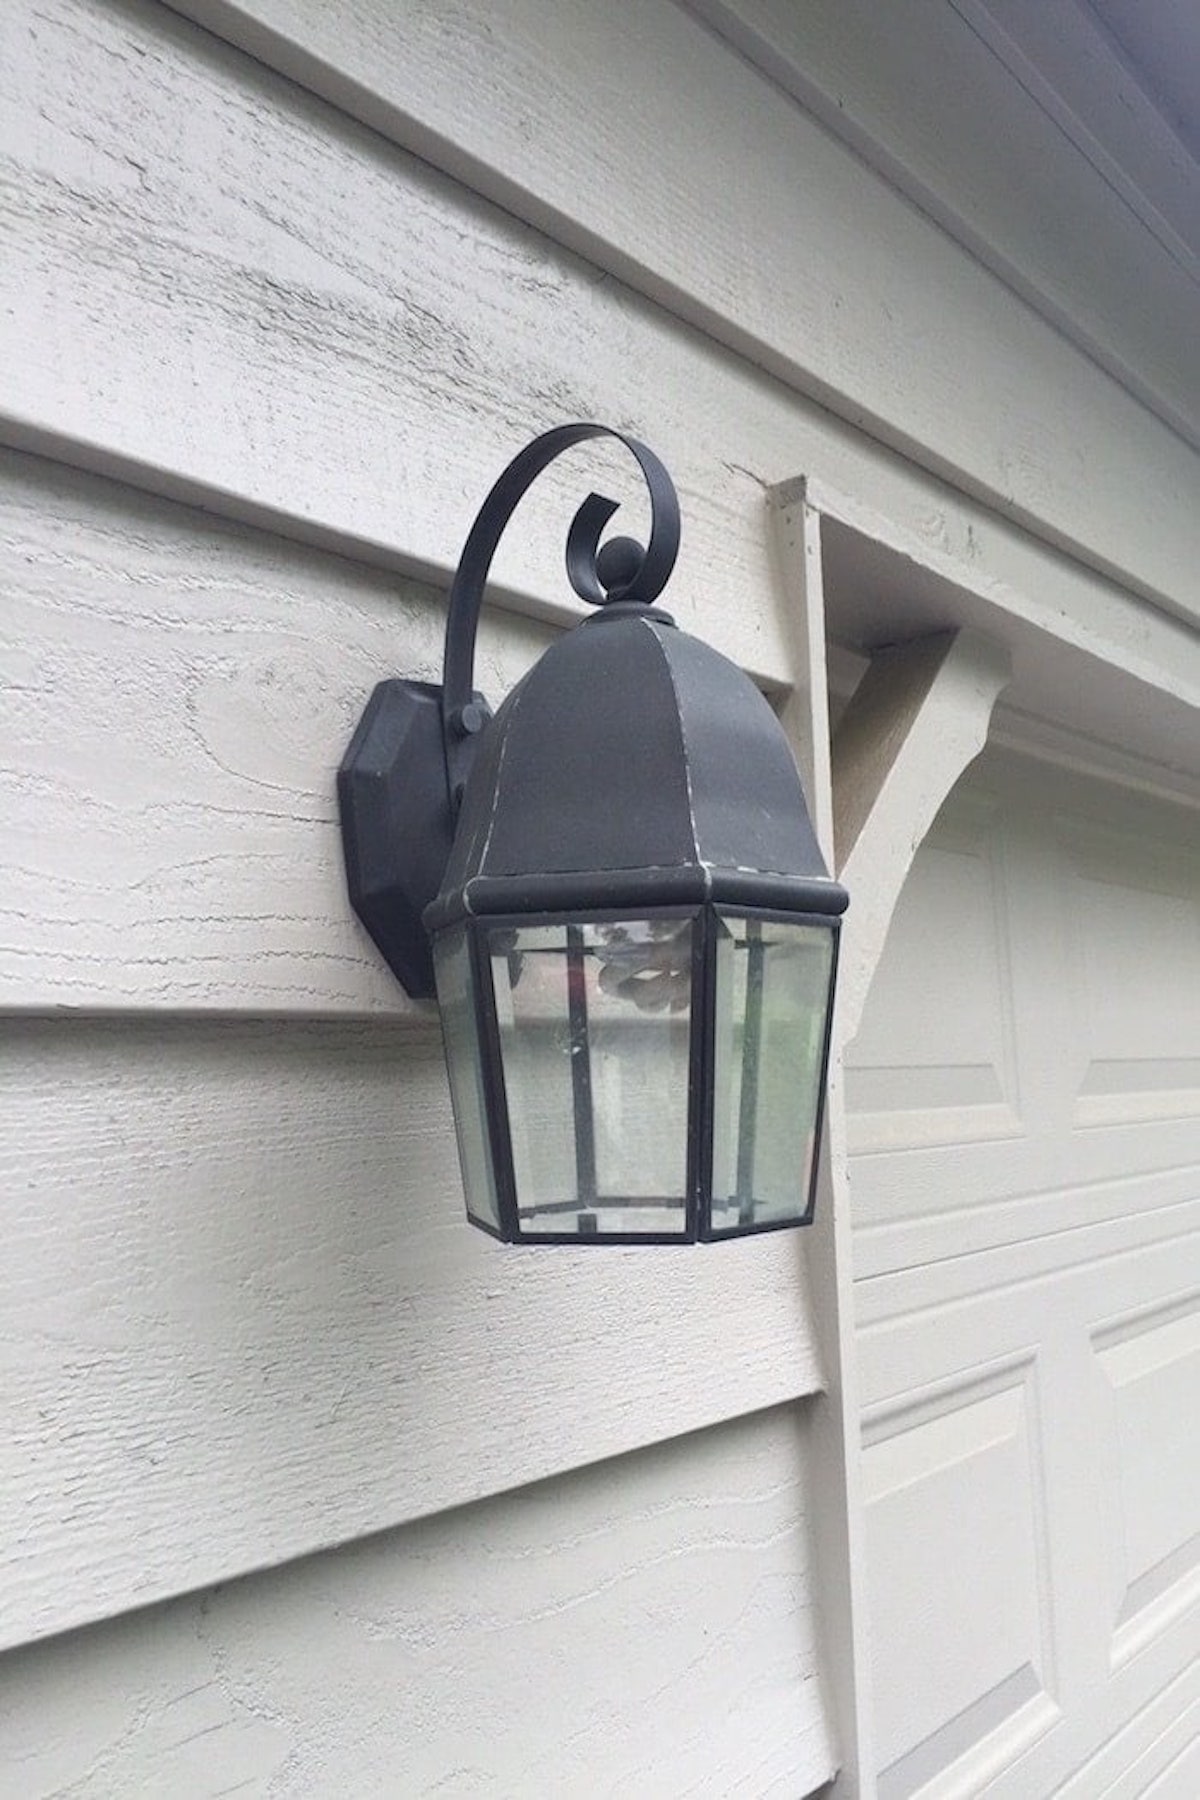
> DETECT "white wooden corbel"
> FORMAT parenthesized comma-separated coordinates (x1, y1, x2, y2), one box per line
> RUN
(832, 628, 1012, 1045)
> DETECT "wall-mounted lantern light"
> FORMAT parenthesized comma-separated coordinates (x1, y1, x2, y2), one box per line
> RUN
(339, 424, 847, 1243)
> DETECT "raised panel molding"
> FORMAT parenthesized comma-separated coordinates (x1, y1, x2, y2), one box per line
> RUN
(853, 749, 1200, 1795)
(1093, 1297, 1200, 1667)
(848, 754, 1200, 1266)
(1062, 818, 1200, 1133)
(863, 1357, 1057, 1795)
(846, 789, 1022, 1156)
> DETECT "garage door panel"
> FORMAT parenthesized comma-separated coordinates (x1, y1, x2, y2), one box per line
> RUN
(851, 751, 1200, 1793)
(858, 1231, 1200, 1795)
(864, 1355, 1057, 1795)
(859, 1130, 1194, 1274)
(1057, 1121, 1200, 1190)
(858, 1213, 1200, 1359)
(854, 1170, 1197, 1294)
(998, 1658, 1200, 1800)
(1093, 1297, 1200, 1667)
(1062, 811, 1200, 1130)
(849, 757, 1200, 1234)
(847, 790, 1022, 1161)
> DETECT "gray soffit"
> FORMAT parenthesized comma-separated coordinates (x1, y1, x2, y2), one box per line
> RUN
(1087, 0, 1200, 161)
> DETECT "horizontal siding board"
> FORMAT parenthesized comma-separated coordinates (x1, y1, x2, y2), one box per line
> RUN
(0, 0, 794, 683)
(0, 448, 557, 1016)
(0, 6, 1191, 723)
(5, 451, 1198, 1017)
(0, 1014, 824, 1651)
(143, 0, 1200, 621)
(0, 1407, 836, 1796)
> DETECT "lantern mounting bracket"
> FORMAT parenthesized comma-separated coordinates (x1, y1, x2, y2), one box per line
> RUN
(338, 424, 682, 998)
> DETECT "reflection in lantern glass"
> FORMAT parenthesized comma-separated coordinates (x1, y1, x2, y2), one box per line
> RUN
(489, 918, 694, 1237)
(593, 919, 692, 1013)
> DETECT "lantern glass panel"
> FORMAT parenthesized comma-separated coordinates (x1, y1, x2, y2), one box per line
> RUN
(489, 918, 695, 1238)
(433, 925, 501, 1232)
(709, 914, 834, 1233)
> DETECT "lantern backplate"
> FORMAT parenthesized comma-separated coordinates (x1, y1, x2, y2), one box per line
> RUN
(338, 678, 490, 998)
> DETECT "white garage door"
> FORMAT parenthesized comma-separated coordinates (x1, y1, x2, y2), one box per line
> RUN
(846, 749, 1200, 1797)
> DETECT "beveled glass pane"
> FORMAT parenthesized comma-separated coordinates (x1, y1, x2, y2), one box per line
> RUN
(489, 918, 694, 1237)
(710, 914, 834, 1233)
(433, 926, 501, 1231)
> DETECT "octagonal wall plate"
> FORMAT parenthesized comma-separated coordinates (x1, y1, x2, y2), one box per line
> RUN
(337, 679, 489, 998)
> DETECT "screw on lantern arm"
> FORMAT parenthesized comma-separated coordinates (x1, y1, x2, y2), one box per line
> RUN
(439, 423, 681, 808)
(338, 423, 682, 998)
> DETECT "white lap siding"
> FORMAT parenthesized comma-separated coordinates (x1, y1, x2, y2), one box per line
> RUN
(1, 0, 1196, 1794)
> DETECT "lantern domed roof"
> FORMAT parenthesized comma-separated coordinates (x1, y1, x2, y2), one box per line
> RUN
(426, 608, 848, 929)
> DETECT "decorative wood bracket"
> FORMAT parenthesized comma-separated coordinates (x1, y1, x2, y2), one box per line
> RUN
(832, 628, 1012, 1045)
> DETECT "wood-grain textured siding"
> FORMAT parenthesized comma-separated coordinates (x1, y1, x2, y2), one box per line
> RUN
(0, 1407, 837, 1797)
(0, 6, 844, 1769)
(2, 0, 1197, 1791)
(3, 1004, 828, 1650)
(158, 0, 1200, 617)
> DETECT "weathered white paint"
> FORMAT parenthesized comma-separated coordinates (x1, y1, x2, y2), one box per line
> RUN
(0, 1406, 837, 1797)
(4, 0, 1194, 697)
(153, 0, 1200, 616)
(2, 0, 1187, 700)
(0, 0, 789, 682)
(848, 754, 1200, 1795)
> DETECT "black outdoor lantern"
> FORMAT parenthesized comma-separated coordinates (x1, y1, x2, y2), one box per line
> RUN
(339, 424, 848, 1243)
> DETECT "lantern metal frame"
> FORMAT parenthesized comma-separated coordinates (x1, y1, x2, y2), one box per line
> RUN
(338, 423, 848, 1244)
(448, 901, 840, 1245)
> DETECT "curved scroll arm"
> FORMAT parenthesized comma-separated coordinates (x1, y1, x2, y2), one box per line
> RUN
(441, 423, 680, 801)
